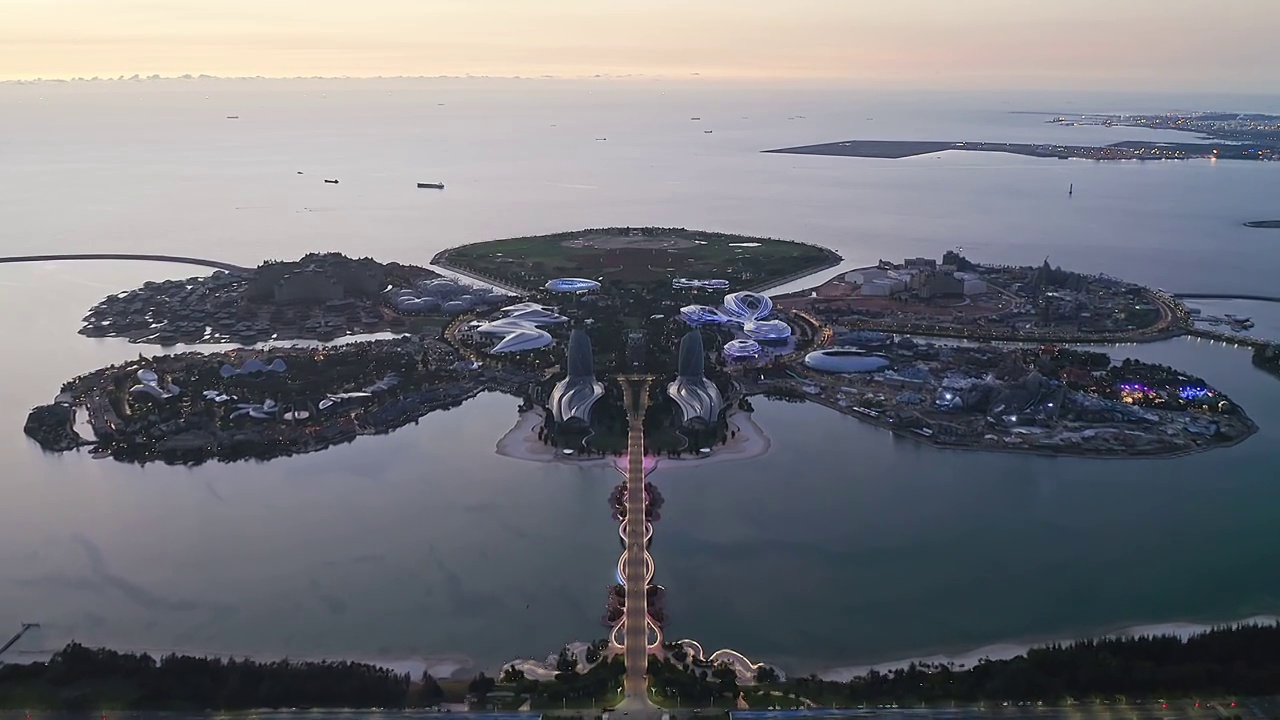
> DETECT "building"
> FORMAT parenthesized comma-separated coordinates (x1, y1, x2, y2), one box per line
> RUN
(549, 329, 605, 426)
(804, 349, 891, 373)
(666, 330, 724, 427)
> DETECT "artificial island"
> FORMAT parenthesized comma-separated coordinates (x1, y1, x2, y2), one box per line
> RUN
(25, 227, 1260, 464)
(11, 226, 1275, 716)
(768, 110, 1280, 162)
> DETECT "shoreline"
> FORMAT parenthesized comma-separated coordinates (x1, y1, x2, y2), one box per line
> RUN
(10, 614, 1278, 684)
(495, 406, 774, 468)
(493, 406, 613, 466)
(654, 407, 771, 466)
(794, 391, 1259, 461)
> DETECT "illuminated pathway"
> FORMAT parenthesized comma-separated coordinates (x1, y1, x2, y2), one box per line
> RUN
(617, 375, 659, 710)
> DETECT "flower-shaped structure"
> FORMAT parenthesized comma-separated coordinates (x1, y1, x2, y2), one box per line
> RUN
(722, 291, 773, 322)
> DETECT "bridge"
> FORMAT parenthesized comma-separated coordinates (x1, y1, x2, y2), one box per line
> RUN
(0, 253, 249, 273)
(1185, 327, 1277, 349)
(617, 375, 660, 714)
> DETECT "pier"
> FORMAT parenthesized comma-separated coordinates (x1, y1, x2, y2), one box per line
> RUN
(1174, 293, 1280, 303)
(0, 253, 249, 273)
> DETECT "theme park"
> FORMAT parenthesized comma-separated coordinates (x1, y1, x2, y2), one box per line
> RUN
(13, 226, 1277, 715)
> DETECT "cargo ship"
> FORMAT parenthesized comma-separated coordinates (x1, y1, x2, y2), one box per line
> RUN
(417, 182, 445, 189)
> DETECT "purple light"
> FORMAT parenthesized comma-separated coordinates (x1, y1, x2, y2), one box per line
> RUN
(1179, 386, 1211, 400)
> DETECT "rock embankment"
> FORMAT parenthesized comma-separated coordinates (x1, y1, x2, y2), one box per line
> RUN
(24, 403, 88, 452)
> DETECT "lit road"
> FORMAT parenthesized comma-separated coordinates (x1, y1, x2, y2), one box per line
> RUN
(619, 375, 657, 708)
(728, 704, 1233, 720)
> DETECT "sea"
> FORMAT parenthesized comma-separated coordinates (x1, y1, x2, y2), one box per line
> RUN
(1, 78, 1278, 678)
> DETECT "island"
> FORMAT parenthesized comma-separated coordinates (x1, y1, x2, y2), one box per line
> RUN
(23, 337, 518, 464)
(432, 226, 841, 293)
(26, 235, 1255, 463)
(766, 138, 1275, 162)
(766, 111, 1280, 162)
(1244, 220, 1280, 229)
(1046, 111, 1280, 146)
(78, 252, 508, 345)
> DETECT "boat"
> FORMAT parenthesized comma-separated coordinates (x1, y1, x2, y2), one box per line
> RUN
(226, 116, 239, 119)
(690, 117, 701, 121)
(704, 130, 713, 134)
(324, 179, 339, 184)
(417, 182, 445, 189)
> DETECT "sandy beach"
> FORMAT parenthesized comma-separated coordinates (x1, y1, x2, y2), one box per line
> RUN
(655, 407, 772, 467)
(494, 407, 612, 466)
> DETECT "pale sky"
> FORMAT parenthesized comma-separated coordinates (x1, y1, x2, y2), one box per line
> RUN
(3, 0, 1277, 88)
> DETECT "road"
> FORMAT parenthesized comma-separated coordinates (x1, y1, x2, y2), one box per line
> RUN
(619, 376, 656, 710)
(728, 705, 1237, 720)
(0, 253, 249, 273)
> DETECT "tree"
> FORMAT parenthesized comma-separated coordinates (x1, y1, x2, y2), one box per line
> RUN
(417, 670, 444, 706)
(468, 672, 496, 702)
(755, 666, 780, 685)
(555, 646, 580, 675)
(501, 664, 527, 684)
(712, 662, 738, 698)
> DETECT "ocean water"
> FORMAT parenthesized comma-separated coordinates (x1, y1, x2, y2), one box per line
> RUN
(0, 78, 1278, 674)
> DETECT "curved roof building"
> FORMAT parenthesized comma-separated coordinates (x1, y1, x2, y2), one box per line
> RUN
(804, 348, 891, 373)
(667, 329, 724, 427)
(679, 305, 728, 326)
(545, 277, 602, 293)
(549, 329, 605, 425)
(475, 317, 554, 353)
(722, 291, 773, 322)
(723, 339, 761, 358)
(743, 319, 792, 340)
(673, 278, 730, 290)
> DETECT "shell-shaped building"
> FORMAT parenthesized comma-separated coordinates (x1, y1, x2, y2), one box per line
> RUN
(667, 329, 724, 427)
(549, 329, 605, 426)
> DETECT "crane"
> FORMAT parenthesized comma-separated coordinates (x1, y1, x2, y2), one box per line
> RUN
(0, 623, 40, 659)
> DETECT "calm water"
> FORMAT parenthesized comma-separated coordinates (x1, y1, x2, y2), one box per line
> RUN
(0, 79, 1278, 674)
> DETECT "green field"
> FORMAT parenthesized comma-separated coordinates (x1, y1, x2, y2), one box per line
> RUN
(434, 227, 840, 291)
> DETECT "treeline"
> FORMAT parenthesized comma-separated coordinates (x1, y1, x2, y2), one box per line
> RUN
(0, 643, 413, 710)
(772, 623, 1280, 705)
(11, 625, 1280, 710)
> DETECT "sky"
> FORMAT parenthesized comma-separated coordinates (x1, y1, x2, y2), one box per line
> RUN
(2, 0, 1277, 89)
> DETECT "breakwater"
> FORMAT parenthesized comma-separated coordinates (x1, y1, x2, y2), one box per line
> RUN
(0, 253, 249, 273)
